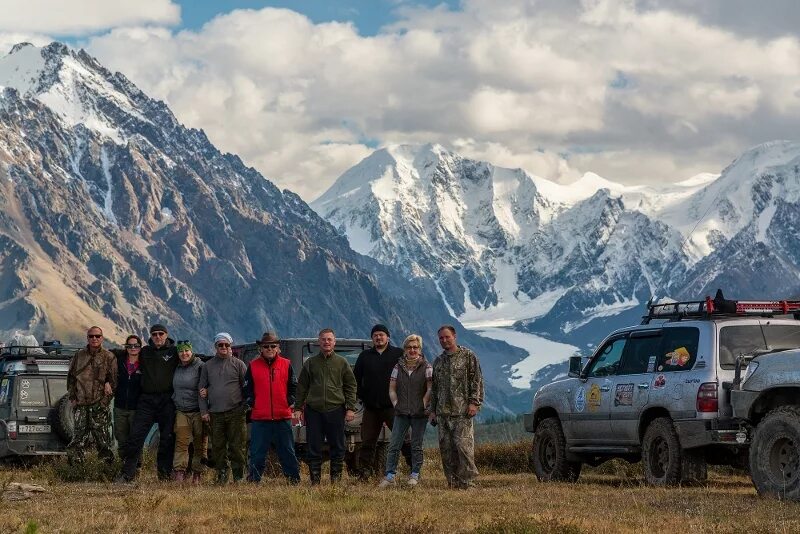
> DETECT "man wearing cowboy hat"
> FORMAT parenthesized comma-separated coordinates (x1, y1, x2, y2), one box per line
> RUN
(243, 332, 300, 483)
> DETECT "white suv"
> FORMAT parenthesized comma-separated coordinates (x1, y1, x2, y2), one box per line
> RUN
(524, 293, 800, 486)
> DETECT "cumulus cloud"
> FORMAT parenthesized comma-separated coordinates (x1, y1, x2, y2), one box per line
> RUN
(0, 0, 180, 35)
(6, 0, 800, 199)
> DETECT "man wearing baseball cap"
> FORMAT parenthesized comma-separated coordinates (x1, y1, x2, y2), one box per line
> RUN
(199, 332, 248, 483)
(117, 323, 179, 482)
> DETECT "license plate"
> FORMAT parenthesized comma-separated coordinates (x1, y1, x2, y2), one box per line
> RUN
(19, 424, 51, 433)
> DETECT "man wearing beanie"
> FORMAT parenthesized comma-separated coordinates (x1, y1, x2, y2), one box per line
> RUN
(353, 324, 408, 479)
(199, 332, 248, 483)
(117, 323, 179, 482)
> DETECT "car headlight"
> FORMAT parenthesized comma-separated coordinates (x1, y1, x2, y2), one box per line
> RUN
(742, 361, 759, 383)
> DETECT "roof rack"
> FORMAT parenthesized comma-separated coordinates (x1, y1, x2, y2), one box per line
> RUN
(642, 289, 800, 324)
(0, 344, 79, 361)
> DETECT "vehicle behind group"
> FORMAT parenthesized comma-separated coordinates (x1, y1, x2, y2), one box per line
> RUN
(232, 337, 388, 473)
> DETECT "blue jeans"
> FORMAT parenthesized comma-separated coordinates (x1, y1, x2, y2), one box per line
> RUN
(385, 415, 427, 478)
(248, 420, 300, 482)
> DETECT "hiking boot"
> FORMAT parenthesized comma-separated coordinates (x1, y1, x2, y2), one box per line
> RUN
(378, 477, 396, 488)
(173, 469, 185, 483)
(406, 477, 419, 487)
(191, 472, 202, 485)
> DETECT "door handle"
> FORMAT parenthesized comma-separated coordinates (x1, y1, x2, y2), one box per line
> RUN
(638, 383, 649, 389)
(600, 385, 610, 392)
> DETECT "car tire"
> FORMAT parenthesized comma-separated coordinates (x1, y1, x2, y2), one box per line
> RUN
(749, 405, 800, 501)
(51, 394, 75, 444)
(532, 417, 581, 482)
(642, 417, 683, 486)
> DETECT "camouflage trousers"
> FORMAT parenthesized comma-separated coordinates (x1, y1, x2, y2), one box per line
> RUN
(437, 416, 478, 489)
(67, 402, 114, 464)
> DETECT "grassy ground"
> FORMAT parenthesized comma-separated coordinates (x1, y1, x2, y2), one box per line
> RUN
(0, 443, 798, 533)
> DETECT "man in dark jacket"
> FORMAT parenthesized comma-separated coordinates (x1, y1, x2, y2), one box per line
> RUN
(294, 328, 357, 485)
(353, 324, 409, 479)
(117, 323, 179, 482)
(243, 332, 300, 483)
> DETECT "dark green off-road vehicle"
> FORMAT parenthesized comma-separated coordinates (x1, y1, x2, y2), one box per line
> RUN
(0, 340, 77, 459)
(232, 337, 393, 475)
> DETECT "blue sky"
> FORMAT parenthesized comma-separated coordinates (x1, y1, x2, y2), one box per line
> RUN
(175, 0, 460, 36)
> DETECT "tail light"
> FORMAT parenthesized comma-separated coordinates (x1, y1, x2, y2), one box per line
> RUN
(696, 383, 718, 413)
(6, 421, 17, 440)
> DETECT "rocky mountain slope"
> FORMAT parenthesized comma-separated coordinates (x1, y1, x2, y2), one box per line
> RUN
(312, 141, 800, 360)
(0, 42, 525, 417)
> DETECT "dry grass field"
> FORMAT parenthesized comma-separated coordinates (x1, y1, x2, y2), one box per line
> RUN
(0, 442, 797, 533)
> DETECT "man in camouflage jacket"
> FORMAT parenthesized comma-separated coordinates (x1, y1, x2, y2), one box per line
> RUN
(66, 326, 117, 464)
(429, 325, 484, 489)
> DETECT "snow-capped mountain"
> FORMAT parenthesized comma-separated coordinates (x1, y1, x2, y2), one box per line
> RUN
(313, 141, 800, 359)
(0, 42, 529, 417)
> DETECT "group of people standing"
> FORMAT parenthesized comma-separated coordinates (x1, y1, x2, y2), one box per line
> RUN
(66, 321, 484, 489)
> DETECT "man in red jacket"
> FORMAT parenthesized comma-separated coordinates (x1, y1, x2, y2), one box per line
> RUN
(243, 332, 300, 483)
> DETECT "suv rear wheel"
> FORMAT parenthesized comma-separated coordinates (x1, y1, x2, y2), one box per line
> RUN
(532, 417, 581, 482)
(642, 417, 707, 486)
(749, 405, 800, 500)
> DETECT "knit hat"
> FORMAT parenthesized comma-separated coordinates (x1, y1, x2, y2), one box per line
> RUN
(371, 324, 390, 337)
(214, 332, 233, 345)
(176, 340, 193, 352)
(150, 323, 168, 334)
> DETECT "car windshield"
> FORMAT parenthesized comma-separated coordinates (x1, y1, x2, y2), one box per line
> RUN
(719, 324, 800, 369)
(17, 377, 47, 407)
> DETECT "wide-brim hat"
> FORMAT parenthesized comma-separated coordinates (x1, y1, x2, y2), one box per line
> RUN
(257, 332, 281, 346)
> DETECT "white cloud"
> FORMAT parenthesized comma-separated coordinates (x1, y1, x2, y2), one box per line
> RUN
(5, 1, 800, 200)
(0, 1, 180, 35)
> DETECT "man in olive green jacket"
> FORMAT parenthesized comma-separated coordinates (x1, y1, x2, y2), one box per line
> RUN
(294, 328, 357, 484)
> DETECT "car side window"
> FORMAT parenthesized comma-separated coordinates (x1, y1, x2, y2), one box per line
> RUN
(658, 327, 700, 372)
(586, 337, 627, 377)
(618, 332, 661, 375)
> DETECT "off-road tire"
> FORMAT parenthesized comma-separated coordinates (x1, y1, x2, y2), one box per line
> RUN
(642, 417, 687, 486)
(51, 395, 75, 443)
(532, 417, 581, 482)
(749, 406, 800, 501)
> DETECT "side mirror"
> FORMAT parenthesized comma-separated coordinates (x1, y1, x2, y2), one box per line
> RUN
(568, 355, 583, 378)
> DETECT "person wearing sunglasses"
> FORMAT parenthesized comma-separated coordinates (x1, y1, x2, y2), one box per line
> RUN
(66, 326, 117, 465)
(118, 323, 179, 483)
(199, 332, 248, 483)
(243, 332, 300, 484)
(112, 335, 143, 460)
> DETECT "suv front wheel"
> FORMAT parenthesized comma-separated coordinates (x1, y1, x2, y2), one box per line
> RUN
(749, 406, 800, 500)
(532, 417, 581, 482)
(642, 417, 707, 486)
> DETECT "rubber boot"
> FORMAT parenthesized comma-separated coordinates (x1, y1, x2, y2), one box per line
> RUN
(330, 458, 344, 484)
(309, 462, 322, 486)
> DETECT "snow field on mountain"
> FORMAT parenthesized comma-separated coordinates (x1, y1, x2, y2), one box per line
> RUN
(473, 326, 578, 389)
